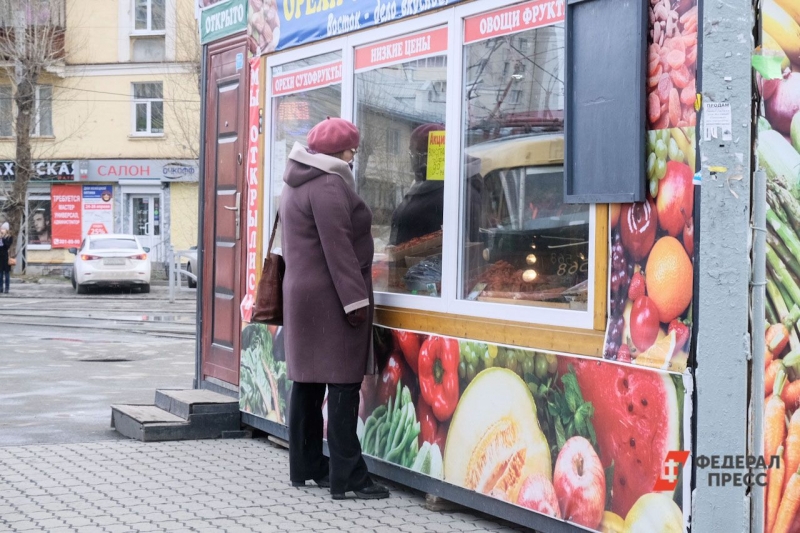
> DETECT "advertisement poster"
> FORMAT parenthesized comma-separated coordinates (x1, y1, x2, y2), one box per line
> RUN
(602, 0, 698, 373)
(50, 184, 82, 248)
(81, 186, 113, 237)
(240, 57, 262, 324)
(249, 0, 471, 54)
(757, 1, 800, 531)
(240, 324, 691, 532)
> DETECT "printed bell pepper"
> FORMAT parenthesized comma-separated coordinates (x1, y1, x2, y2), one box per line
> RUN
(418, 336, 460, 422)
(416, 396, 438, 447)
(393, 330, 422, 374)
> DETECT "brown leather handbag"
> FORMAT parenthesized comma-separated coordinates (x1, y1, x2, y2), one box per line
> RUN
(252, 212, 285, 325)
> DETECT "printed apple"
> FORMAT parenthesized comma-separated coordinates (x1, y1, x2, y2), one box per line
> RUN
(630, 296, 660, 353)
(516, 474, 562, 519)
(621, 198, 658, 262)
(553, 436, 606, 529)
(657, 161, 694, 238)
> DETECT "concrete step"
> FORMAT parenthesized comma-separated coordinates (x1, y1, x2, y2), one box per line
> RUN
(111, 389, 240, 442)
(155, 389, 238, 419)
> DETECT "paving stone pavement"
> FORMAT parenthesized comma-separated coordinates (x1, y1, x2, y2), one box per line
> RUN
(0, 438, 535, 533)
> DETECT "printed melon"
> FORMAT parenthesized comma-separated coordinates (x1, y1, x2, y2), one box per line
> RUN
(559, 357, 682, 517)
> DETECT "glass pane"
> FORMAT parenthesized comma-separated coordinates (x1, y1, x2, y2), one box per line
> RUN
(151, 0, 166, 30)
(133, 82, 162, 99)
(135, 103, 147, 132)
(91, 238, 139, 250)
(269, 52, 343, 250)
(135, 0, 148, 30)
(355, 55, 447, 297)
(38, 85, 52, 136)
(460, 24, 589, 311)
(151, 101, 164, 133)
(153, 197, 160, 236)
(28, 199, 51, 245)
(0, 86, 11, 137)
(132, 198, 149, 236)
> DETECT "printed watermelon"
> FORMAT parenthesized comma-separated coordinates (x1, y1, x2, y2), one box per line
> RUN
(559, 357, 682, 517)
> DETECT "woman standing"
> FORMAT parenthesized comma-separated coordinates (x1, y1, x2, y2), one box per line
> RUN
(280, 117, 388, 500)
(0, 222, 12, 294)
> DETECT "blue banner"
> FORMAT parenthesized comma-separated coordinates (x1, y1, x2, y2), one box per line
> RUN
(248, 0, 467, 54)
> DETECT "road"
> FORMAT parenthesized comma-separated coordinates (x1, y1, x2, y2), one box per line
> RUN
(0, 281, 197, 446)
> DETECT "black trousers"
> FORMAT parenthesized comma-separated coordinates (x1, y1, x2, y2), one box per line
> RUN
(288, 382, 371, 494)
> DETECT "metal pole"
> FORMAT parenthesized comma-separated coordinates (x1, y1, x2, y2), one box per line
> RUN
(751, 168, 767, 530)
(194, 44, 208, 390)
(168, 246, 175, 304)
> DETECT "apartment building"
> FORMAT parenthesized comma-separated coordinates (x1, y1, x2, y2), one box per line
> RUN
(0, 0, 200, 274)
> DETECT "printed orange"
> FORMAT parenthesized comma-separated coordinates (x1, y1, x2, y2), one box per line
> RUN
(645, 236, 693, 323)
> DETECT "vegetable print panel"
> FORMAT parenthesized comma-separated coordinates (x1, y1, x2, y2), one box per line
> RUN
(602, 0, 699, 372)
(239, 323, 691, 532)
(757, 1, 800, 532)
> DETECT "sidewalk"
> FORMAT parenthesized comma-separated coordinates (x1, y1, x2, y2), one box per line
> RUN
(0, 438, 533, 533)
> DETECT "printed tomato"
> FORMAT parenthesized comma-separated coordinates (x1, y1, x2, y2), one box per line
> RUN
(377, 352, 406, 407)
(417, 397, 438, 447)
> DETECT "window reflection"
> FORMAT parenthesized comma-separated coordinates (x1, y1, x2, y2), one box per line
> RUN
(460, 24, 590, 310)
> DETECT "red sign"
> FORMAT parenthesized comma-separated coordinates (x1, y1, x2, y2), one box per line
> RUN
(241, 57, 262, 323)
(653, 451, 691, 491)
(272, 60, 343, 97)
(51, 184, 83, 248)
(464, 0, 564, 45)
(87, 223, 108, 235)
(355, 27, 448, 71)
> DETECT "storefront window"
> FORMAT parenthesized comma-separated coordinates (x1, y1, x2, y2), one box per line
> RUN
(459, 23, 589, 310)
(354, 29, 448, 297)
(27, 197, 51, 246)
(270, 52, 342, 248)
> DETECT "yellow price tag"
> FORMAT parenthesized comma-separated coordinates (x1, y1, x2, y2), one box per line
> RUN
(426, 131, 446, 181)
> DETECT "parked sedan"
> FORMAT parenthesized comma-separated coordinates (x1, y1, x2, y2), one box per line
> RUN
(184, 246, 197, 289)
(69, 234, 151, 294)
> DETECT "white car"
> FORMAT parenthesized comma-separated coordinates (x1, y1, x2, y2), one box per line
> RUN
(184, 246, 197, 289)
(69, 234, 152, 294)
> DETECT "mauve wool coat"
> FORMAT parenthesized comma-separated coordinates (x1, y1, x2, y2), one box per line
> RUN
(280, 143, 375, 384)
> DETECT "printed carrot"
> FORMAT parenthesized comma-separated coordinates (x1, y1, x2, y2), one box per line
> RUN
(768, 349, 776, 369)
(767, 362, 786, 400)
(784, 410, 800, 495)
(769, 324, 792, 356)
(769, 445, 786, 533)
(774, 466, 800, 533)
(784, 380, 800, 413)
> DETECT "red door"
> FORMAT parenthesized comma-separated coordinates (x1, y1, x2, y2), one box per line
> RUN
(201, 34, 249, 386)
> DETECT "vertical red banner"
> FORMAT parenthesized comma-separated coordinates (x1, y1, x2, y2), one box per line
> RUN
(240, 57, 261, 323)
(51, 184, 83, 248)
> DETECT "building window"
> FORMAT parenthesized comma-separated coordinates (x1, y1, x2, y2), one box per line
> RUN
(32, 85, 53, 137)
(134, 0, 165, 33)
(132, 82, 164, 135)
(386, 128, 400, 155)
(27, 197, 51, 247)
(0, 86, 11, 137)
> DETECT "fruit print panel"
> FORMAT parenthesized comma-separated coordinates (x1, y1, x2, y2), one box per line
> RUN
(647, 0, 698, 129)
(605, 127, 696, 372)
(362, 327, 690, 532)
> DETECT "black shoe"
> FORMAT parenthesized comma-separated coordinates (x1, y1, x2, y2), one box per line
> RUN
(292, 474, 330, 488)
(332, 483, 390, 500)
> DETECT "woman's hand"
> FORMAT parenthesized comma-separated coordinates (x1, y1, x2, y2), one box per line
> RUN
(346, 307, 368, 327)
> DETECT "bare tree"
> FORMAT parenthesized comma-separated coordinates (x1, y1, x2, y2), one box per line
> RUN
(0, 0, 66, 258)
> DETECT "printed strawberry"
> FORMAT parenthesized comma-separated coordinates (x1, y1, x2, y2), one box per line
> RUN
(617, 344, 632, 363)
(668, 319, 690, 351)
(628, 271, 646, 302)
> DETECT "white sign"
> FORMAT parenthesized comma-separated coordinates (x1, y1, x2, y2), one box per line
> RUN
(703, 102, 732, 142)
(82, 185, 114, 237)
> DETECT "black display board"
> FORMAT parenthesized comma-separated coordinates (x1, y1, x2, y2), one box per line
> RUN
(564, 0, 648, 203)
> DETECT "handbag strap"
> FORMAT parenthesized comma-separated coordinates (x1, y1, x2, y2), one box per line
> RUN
(267, 210, 280, 253)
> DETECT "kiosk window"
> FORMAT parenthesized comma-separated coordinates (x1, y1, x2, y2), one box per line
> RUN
(459, 24, 590, 311)
(269, 52, 342, 247)
(354, 36, 448, 298)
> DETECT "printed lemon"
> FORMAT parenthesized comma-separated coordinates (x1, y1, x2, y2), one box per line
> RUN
(635, 330, 677, 370)
(645, 236, 693, 323)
